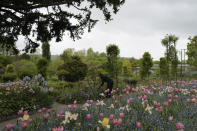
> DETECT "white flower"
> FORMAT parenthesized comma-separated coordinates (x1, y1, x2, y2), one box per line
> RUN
(108, 104, 114, 109)
(96, 100, 106, 106)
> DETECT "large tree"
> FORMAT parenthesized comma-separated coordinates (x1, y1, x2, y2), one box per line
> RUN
(0, 0, 125, 53)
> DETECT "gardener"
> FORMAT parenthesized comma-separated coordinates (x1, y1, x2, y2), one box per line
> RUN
(99, 73, 113, 97)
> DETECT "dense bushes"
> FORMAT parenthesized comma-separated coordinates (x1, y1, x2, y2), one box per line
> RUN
(14, 60, 37, 79)
(57, 56, 87, 82)
(0, 75, 54, 120)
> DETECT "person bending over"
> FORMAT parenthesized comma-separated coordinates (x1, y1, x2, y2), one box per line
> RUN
(99, 73, 113, 97)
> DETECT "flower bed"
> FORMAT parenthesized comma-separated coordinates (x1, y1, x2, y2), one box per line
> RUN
(2, 80, 197, 131)
(0, 75, 54, 121)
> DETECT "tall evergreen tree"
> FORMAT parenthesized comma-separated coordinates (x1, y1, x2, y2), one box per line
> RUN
(42, 42, 51, 61)
(140, 52, 153, 79)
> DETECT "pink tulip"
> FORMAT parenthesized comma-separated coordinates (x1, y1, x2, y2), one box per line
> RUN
(119, 94, 123, 98)
(68, 105, 72, 110)
(37, 109, 42, 114)
(119, 113, 124, 118)
(174, 95, 179, 100)
(168, 99, 172, 104)
(22, 122, 27, 129)
(44, 113, 50, 120)
(168, 94, 172, 99)
(156, 106, 162, 112)
(112, 119, 118, 125)
(74, 100, 77, 104)
(42, 107, 47, 112)
(114, 100, 118, 104)
(56, 113, 62, 118)
(176, 123, 184, 130)
(18, 110, 23, 115)
(99, 113, 103, 118)
(117, 119, 122, 125)
(6, 124, 13, 131)
(28, 118, 32, 123)
(136, 122, 142, 128)
(109, 114, 114, 120)
(47, 109, 51, 113)
(73, 104, 77, 109)
(86, 114, 91, 120)
(126, 91, 129, 95)
(128, 98, 133, 103)
(163, 101, 168, 108)
(24, 110, 28, 115)
(168, 116, 173, 122)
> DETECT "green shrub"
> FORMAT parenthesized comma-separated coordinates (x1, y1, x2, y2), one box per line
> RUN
(5, 64, 15, 73)
(0, 76, 54, 120)
(36, 58, 48, 78)
(57, 56, 87, 82)
(2, 73, 17, 82)
(14, 60, 37, 79)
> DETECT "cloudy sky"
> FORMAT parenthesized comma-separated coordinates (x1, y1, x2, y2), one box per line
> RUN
(16, 0, 197, 60)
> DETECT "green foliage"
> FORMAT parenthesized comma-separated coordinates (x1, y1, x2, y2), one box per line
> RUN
(106, 44, 122, 87)
(18, 53, 31, 60)
(106, 44, 121, 78)
(0, 77, 54, 119)
(36, 58, 49, 78)
(14, 60, 37, 79)
(159, 57, 169, 80)
(5, 64, 15, 73)
(2, 73, 17, 82)
(0, 1, 125, 53)
(57, 56, 87, 82)
(48, 57, 64, 77)
(60, 48, 75, 62)
(186, 35, 197, 68)
(122, 59, 132, 77)
(42, 42, 51, 60)
(171, 58, 178, 78)
(161, 34, 179, 62)
(0, 55, 12, 67)
(140, 52, 153, 79)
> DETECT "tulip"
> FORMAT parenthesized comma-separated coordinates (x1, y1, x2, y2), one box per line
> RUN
(119, 113, 124, 118)
(136, 122, 141, 128)
(176, 123, 184, 130)
(109, 114, 114, 120)
(5, 124, 13, 131)
(168, 116, 173, 122)
(99, 113, 103, 118)
(86, 114, 91, 120)
(22, 122, 27, 129)
(18, 110, 23, 115)
(44, 113, 50, 120)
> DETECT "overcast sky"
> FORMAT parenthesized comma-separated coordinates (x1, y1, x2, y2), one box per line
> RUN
(16, 0, 197, 60)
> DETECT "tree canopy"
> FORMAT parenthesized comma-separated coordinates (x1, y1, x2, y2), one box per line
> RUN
(0, 0, 125, 53)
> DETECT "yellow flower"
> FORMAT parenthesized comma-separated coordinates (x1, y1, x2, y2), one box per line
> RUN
(145, 104, 153, 115)
(21, 114, 30, 121)
(98, 118, 110, 128)
(191, 98, 196, 102)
